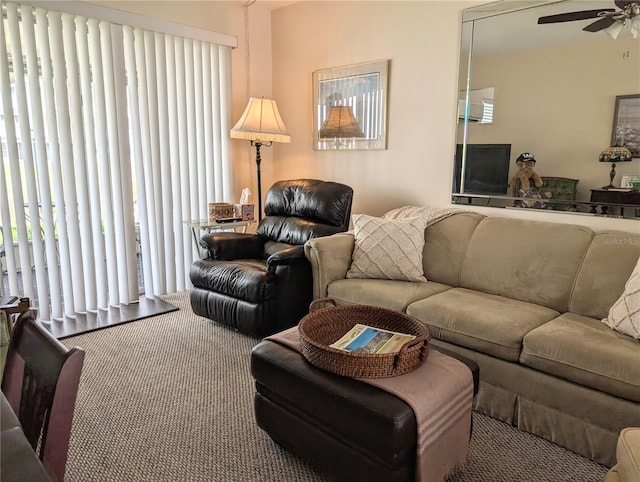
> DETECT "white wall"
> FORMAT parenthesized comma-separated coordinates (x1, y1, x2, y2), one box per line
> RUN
(272, 1, 639, 231)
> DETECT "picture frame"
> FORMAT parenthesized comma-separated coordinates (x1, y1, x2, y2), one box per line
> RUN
(620, 174, 640, 189)
(611, 94, 640, 158)
(312, 60, 389, 150)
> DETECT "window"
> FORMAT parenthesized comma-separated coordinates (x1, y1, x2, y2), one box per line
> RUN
(1, 1, 234, 321)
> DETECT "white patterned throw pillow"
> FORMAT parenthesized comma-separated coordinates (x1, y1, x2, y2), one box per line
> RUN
(601, 256, 640, 340)
(346, 214, 427, 282)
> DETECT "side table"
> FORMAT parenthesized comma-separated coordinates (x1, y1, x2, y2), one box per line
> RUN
(183, 219, 256, 258)
(590, 189, 640, 217)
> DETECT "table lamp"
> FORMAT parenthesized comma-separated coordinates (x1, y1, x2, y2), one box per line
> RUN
(599, 146, 632, 189)
(231, 97, 290, 221)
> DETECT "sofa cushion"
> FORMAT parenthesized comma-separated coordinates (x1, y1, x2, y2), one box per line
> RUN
(570, 231, 640, 320)
(421, 212, 484, 287)
(520, 312, 640, 402)
(328, 279, 451, 312)
(601, 256, 640, 340)
(406, 288, 559, 362)
(346, 214, 427, 282)
(459, 217, 593, 313)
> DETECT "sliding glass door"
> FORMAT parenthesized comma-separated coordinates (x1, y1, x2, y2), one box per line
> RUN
(0, 1, 233, 321)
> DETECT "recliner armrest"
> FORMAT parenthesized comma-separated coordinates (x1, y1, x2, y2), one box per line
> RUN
(267, 245, 306, 267)
(199, 232, 265, 260)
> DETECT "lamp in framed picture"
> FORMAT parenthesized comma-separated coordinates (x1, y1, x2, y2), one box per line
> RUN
(318, 105, 365, 148)
(313, 60, 389, 150)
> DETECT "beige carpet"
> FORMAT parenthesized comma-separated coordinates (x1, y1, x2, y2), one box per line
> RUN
(62, 291, 609, 482)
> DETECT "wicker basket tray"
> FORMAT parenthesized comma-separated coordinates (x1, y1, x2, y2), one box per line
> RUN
(298, 299, 431, 378)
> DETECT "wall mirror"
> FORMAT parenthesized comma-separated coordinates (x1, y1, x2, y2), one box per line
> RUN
(453, 0, 640, 218)
(458, 87, 495, 124)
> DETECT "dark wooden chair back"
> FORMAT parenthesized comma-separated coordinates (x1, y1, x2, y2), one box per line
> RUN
(1, 311, 85, 482)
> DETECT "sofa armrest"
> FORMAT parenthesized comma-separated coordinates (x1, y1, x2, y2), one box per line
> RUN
(199, 232, 265, 260)
(304, 233, 355, 299)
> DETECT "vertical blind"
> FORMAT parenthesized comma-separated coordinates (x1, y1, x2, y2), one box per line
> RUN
(0, 1, 233, 321)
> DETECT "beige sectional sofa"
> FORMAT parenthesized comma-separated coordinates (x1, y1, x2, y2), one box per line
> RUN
(304, 211, 640, 467)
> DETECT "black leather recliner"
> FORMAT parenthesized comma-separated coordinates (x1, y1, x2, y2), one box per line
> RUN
(189, 179, 353, 337)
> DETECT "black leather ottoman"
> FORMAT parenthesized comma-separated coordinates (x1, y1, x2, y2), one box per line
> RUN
(250, 340, 479, 482)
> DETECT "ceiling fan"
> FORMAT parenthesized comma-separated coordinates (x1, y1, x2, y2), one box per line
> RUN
(537, 1, 640, 33)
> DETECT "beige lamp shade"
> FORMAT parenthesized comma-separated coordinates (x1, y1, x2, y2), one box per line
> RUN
(230, 97, 290, 144)
(319, 106, 365, 139)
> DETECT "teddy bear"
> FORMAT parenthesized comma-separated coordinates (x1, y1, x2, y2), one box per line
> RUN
(508, 152, 544, 197)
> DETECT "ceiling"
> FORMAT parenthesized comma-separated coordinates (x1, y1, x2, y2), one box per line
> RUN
(464, 0, 629, 55)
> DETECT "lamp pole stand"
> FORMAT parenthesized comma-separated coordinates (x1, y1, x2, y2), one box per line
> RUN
(251, 140, 272, 221)
(603, 162, 616, 190)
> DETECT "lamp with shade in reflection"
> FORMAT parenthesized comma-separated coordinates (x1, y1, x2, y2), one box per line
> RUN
(319, 105, 365, 147)
(230, 97, 290, 221)
(599, 146, 632, 189)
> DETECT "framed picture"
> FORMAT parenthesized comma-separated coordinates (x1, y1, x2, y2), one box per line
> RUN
(620, 175, 640, 189)
(312, 60, 389, 150)
(611, 94, 640, 158)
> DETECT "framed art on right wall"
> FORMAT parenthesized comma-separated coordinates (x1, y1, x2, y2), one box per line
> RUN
(611, 94, 640, 158)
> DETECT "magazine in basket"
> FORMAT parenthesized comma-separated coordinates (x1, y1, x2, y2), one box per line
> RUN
(329, 324, 416, 355)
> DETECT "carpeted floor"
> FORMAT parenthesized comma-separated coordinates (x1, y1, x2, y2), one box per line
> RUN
(62, 291, 609, 482)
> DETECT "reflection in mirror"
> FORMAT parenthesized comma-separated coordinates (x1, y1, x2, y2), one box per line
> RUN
(458, 88, 495, 124)
(452, 0, 640, 218)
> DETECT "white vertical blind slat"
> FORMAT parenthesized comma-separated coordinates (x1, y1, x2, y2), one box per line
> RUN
(63, 12, 94, 311)
(209, 46, 223, 202)
(219, 46, 233, 203)
(123, 26, 154, 300)
(193, 41, 206, 219)
(109, 24, 138, 303)
(174, 37, 194, 269)
(87, 19, 111, 310)
(112, 25, 140, 304)
(184, 40, 198, 224)
(165, 35, 186, 291)
(131, 27, 158, 295)
(202, 44, 214, 203)
(96, 21, 120, 307)
(78, 17, 108, 310)
(155, 33, 175, 294)
(0, 147, 19, 296)
(143, 29, 165, 294)
(51, 11, 87, 315)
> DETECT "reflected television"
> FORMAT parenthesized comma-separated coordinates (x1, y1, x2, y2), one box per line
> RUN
(453, 143, 511, 195)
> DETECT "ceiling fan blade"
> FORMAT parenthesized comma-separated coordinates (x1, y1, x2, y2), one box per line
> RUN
(615, 0, 636, 9)
(583, 16, 617, 32)
(537, 9, 614, 24)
